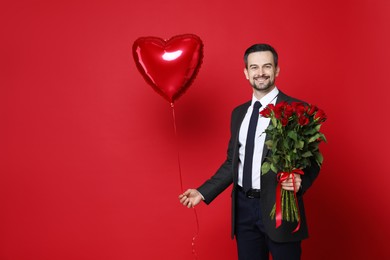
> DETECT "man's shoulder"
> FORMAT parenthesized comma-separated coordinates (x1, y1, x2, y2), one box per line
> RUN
(235, 100, 252, 108)
(232, 100, 251, 113)
(278, 90, 307, 104)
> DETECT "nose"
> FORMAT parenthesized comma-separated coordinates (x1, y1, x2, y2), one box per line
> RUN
(257, 66, 265, 76)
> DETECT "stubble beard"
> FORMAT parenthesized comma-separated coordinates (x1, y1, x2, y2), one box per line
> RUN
(251, 76, 275, 92)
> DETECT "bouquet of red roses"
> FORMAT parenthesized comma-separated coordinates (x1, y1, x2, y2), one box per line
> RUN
(260, 101, 327, 230)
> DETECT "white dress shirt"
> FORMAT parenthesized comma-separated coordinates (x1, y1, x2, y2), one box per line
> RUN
(237, 87, 279, 189)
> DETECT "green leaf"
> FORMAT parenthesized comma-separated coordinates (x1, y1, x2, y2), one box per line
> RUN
(301, 151, 313, 157)
(272, 117, 278, 127)
(320, 134, 327, 143)
(308, 133, 321, 143)
(283, 140, 290, 150)
(272, 155, 280, 164)
(288, 131, 298, 141)
(270, 163, 278, 173)
(265, 140, 273, 149)
(296, 140, 304, 149)
(315, 152, 324, 165)
(261, 162, 271, 174)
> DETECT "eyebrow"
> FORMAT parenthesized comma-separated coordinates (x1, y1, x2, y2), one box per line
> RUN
(249, 63, 273, 68)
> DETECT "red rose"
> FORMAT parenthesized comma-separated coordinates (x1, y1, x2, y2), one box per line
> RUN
(281, 117, 288, 126)
(298, 115, 309, 126)
(274, 110, 282, 119)
(284, 104, 294, 118)
(260, 104, 274, 118)
(292, 102, 306, 116)
(306, 104, 318, 116)
(274, 102, 288, 119)
(268, 104, 275, 110)
(314, 109, 327, 122)
(275, 101, 288, 109)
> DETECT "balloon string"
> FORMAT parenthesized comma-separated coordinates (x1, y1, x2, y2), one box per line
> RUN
(171, 102, 200, 260)
(170, 103, 184, 192)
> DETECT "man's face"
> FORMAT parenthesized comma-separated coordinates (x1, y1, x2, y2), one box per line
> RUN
(244, 51, 280, 93)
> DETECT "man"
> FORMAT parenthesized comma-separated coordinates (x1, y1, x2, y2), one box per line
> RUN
(179, 43, 320, 260)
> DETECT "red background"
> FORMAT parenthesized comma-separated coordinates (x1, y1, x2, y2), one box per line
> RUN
(1, 0, 389, 259)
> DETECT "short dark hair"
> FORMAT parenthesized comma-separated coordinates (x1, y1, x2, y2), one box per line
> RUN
(244, 43, 279, 67)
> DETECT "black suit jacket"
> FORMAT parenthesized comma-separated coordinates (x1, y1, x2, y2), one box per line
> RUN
(197, 90, 320, 243)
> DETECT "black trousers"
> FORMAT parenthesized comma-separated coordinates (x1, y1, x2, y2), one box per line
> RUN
(235, 189, 301, 260)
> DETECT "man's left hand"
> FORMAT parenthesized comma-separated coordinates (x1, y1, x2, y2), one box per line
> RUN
(281, 173, 302, 192)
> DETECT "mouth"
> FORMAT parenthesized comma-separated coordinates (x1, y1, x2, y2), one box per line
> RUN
(254, 75, 270, 83)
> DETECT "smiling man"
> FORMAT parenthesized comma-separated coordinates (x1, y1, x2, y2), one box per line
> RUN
(179, 44, 320, 260)
(244, 50, 279, 94)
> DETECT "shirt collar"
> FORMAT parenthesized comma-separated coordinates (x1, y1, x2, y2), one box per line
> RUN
(251, 87, 279, 107)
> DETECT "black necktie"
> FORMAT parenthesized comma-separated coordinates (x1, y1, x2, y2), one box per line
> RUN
(243, 101, 261, 192)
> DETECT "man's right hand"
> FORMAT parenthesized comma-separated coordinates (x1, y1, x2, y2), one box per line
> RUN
(178, 189, 202, 208)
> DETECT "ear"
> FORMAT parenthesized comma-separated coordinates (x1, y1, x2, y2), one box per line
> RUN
(275, 66, 280, 77)
(244, 68, 249, 80)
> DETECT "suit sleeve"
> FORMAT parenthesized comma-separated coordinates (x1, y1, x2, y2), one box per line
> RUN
(196, 107, 242, 204)
(298, 155, 321, 196)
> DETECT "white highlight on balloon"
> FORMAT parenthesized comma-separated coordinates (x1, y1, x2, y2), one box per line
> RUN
(162, 50, 183, 61)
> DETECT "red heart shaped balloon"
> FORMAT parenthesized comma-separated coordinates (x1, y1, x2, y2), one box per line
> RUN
(132, 34, 204, 103)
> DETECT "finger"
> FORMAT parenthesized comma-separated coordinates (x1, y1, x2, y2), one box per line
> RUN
(183, 189, 192, 196)
(282, 187, 292, 191)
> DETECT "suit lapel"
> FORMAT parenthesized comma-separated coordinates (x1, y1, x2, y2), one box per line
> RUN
(232, 101, 251, 183)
